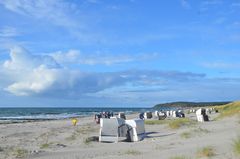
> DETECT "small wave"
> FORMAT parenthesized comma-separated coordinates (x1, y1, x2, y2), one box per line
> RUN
(0, 113, 82, 121)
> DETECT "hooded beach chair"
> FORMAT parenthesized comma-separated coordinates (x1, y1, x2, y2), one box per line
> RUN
(196, 108, 209, 122)
(99, 117, 127, 143)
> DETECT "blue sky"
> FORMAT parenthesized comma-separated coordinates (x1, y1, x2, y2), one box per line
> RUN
(0, 0, 240, 107)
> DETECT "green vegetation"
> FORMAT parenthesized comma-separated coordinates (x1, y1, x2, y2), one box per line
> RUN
(216, 101, 240, 118)
(144, 120, 167, 125)
(233, 136, 240, 156)
(196, 146, 215, 158)
(154, 101, 230, 109)
(145, 118, 196, 129)
(124, 150, 141, 155)
(40, 143, 50, 149)
(13, 148, 28, 158)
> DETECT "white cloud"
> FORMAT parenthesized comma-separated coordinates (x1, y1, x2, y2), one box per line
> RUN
(0, 26, 19, 37)
(0, 46, 206, 98)
(201, 61, 240, 69)
(0, 46, 132, 96)
(50, 50, 160, 65)
(0, 0, 78, 29)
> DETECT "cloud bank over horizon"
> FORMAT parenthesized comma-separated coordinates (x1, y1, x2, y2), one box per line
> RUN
(1, 46, 207, 99)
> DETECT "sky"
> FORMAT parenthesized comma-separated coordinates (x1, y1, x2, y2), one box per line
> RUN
(0, 0, 240, 107)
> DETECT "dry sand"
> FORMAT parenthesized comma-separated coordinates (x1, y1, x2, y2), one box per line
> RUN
(0, 112, 239, 159)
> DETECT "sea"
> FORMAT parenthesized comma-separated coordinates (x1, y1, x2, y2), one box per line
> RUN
(0, 107, 152, 123)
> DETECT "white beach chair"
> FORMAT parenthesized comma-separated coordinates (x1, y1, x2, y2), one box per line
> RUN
(125, 119, 145, 142)
(172, 111, 177, 118)
(99, 117, 127, 143)
(196, 108, 209, 122)
(154, 111, 159, 119)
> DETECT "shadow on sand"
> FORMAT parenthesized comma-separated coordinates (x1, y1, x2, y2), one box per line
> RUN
(145, 131, 176, 138)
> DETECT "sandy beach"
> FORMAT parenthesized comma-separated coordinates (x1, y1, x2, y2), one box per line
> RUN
(0, 111, 239, 159)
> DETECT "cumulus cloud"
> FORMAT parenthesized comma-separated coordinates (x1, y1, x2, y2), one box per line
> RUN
(0, 46, 131, 97)
(0, 46, 206, 98)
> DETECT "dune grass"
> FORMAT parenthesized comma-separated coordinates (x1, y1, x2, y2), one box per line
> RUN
(145, 118, 196, 129)
(233, 136, 240, 156)
(196, 146, 215, 158)
(12, 148, 28, 158)
(144, 120, 168, 125)
(216, 101, 240, 118)
(40, 143, 50, 149)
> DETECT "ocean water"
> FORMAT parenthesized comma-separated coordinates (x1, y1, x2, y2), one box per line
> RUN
(0, 107, 151, 122)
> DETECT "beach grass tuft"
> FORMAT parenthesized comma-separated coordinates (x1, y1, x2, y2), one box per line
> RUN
(13, 148, 28, 158)
(196, 146, 215, 158)
(144, 120, 168, 125)
(233, 136, 240, 155)
(40, 143, 50, 149)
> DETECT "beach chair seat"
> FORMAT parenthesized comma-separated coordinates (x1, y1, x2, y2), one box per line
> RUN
(99, 117, 127, 143)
